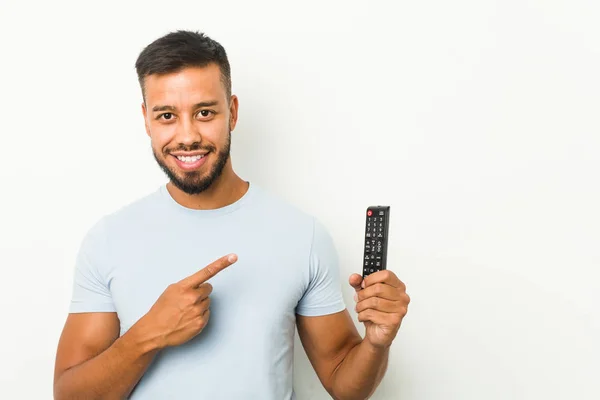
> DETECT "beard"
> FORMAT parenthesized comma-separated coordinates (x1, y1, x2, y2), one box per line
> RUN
(153, 130, 231, 195)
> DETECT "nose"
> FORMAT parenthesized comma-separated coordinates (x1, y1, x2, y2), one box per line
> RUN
(174, 114, 202, 147)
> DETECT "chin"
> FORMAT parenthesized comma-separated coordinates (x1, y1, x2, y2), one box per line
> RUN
(153, 142, 229, 194)
(173, 177, 217, 195)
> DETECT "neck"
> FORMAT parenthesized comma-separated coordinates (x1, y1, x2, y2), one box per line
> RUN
(166, 166, 249, 210)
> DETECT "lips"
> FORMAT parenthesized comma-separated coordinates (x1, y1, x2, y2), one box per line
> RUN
(171, 152, 208, 170)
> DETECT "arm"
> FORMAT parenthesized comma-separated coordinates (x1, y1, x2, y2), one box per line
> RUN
(53, 312, 160, 400)
(297, 270, 410, 400)
(53, 218, 157, 399)
(54, 254, 237, 399)
(296, 310, 389, 400)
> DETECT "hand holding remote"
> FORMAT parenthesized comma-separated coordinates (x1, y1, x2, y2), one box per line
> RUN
(354, 205, 409, 348)
(349, 270, 410, 349)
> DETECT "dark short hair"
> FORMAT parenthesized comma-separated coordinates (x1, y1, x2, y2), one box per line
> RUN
(135, 30, 231, 103)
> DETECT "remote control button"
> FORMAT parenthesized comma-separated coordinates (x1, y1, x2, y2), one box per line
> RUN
(368, 210, 373, 216)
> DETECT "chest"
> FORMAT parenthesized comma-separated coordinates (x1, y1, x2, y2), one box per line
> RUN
(105, 225, 309, 336)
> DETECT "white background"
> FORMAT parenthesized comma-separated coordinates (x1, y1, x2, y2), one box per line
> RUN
(1, 0, 599, 399)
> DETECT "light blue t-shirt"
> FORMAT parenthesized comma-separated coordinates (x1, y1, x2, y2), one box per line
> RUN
(69, 182, 346, 399)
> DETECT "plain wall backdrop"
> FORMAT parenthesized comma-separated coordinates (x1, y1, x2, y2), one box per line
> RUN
(1, 0, 599, 399)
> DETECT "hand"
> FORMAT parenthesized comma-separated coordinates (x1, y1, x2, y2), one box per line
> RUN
(137, 253, 238, 349)
(349, 270, 410, 349)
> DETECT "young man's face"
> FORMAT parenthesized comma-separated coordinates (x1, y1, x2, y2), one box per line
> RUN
(142, 64, 238, 194)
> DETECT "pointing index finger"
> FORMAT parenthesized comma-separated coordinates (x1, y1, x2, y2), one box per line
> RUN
(181, 253, 238, 287)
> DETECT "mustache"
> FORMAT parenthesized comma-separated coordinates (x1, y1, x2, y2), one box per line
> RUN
(166, 143, 216, 154)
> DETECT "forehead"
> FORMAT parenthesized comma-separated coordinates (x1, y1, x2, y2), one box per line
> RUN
(144, 64, 225, 106)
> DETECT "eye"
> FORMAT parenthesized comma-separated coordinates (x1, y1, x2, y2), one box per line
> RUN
(158, 113, 174, 121)
(196, 110, 215, 119)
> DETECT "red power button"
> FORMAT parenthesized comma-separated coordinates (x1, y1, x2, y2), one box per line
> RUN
(367, 210, 372, 216)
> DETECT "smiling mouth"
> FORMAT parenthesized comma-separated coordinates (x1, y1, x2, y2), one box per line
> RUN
(169, 152, 209, 171)
(174, 154, 206, 163)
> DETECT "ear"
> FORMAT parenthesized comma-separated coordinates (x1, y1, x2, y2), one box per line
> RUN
(141, 102, 151, 137)
(228, 95, 239, 132)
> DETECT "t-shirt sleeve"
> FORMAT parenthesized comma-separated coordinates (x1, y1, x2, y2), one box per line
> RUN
(69, 218, 116, 313)
(295, 218, 346, 316)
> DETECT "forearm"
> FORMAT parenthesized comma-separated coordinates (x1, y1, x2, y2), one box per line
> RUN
(54, 326, 160, 400)
(331, 339, 389, 400)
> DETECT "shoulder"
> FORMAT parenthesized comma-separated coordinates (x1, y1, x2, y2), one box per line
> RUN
(250, 185, 337, 260)
(250, 184, 321, 234)
(107, 186, 164, 221)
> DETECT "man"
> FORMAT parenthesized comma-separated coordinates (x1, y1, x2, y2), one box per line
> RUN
(53, 30, 410, 400)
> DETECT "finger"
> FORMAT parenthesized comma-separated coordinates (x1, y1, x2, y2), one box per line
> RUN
(357, 283, 401, 302)
(357, 309, 402, 326)
(363, 270, 404, 290)
(196, 309, 210, 332)
(195, 296, 211, 313)
(194, 283, 213, 300)
(355, 297, 400, 314)
(194, 282, 213, 299)
(349, 273, 363, 293)
(181, 254, 238, 288)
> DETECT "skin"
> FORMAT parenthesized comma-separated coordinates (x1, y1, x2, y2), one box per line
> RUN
(53, 64, 410, 400)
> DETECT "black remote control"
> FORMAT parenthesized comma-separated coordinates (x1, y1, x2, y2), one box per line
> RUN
(362, 206, 390, 278)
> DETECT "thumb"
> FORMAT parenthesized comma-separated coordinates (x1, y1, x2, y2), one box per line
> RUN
(349, 273, 363, 295)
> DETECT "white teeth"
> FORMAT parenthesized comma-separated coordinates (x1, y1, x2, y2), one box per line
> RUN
(176, 155, 204, 163)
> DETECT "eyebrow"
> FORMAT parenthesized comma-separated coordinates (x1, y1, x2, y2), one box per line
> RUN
(152, 101, 219, 112)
